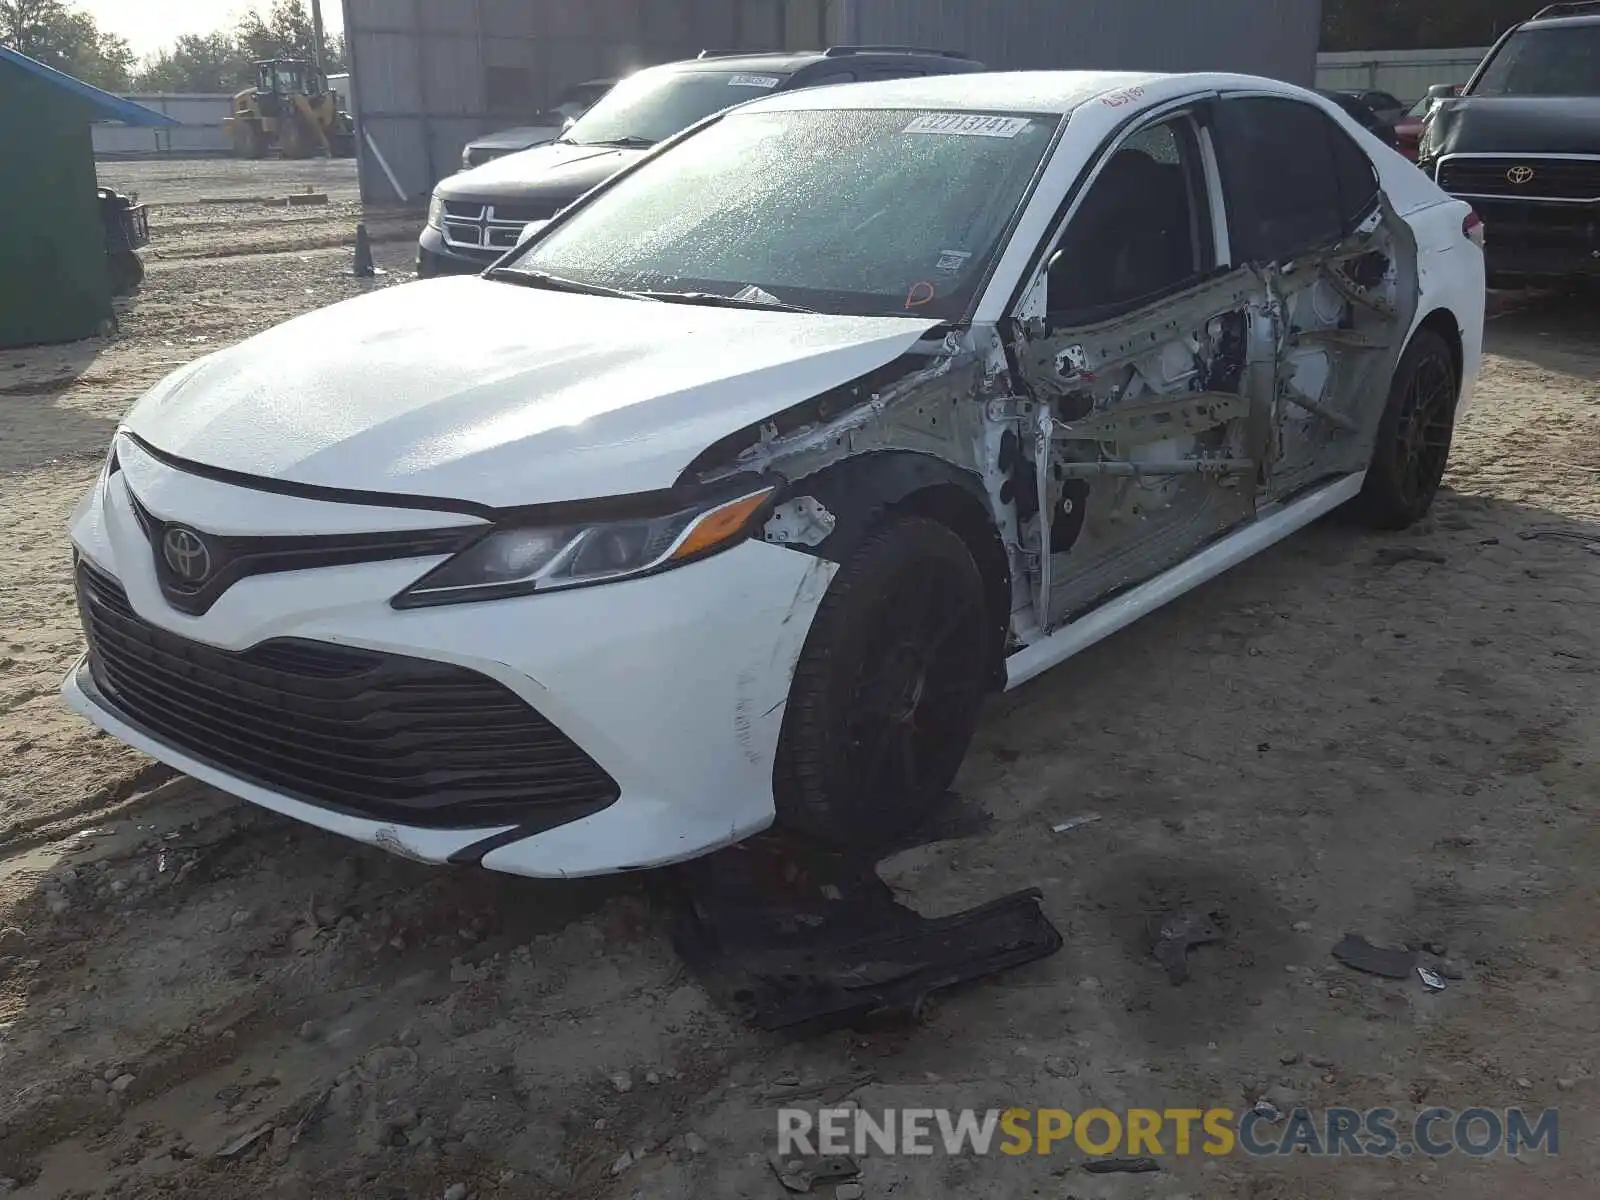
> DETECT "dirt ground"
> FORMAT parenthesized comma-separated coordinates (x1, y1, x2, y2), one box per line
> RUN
(1, 158, 1597, 1199)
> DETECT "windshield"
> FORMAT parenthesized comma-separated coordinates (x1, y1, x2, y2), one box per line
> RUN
(562, 68, 792, 146)
(506, 107, 1059, 321)
(1472, 27, 1600, 96)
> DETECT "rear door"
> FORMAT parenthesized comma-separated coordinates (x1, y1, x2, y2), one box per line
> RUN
(1209, 94, 1417, 502)
(1003, 101, 1275, 631)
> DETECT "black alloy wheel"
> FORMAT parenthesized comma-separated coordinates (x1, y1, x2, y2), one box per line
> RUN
(774, 516, 991, 849)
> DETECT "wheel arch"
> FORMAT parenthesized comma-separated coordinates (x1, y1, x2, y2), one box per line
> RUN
(1415, 306, 1464, 394)
(775, 450, 1012, 688)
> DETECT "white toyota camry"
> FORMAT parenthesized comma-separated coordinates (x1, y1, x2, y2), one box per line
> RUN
(63, 71, 1485, 878)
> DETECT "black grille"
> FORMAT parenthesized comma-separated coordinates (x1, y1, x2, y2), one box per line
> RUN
(124, 486, 476, 617)
(76, 562, 619, 829)
(482, 201, 552, 225)
(1438, 157, 1600, 201)
(440, 199, 560, 258)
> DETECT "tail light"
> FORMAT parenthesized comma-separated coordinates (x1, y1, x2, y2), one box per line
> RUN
(1463, 210, 1485, 249)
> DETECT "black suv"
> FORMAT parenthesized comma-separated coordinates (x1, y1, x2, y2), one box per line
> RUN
(1420, 2, 1600, 284)
(418, 46, 985, 277)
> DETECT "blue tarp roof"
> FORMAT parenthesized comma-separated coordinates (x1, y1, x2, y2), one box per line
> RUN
(0, 45, 178, 126)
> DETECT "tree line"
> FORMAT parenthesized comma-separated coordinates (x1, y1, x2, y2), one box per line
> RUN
(0, 0, 345, 94)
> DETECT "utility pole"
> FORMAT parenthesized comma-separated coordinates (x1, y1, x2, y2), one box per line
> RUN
(309, 0, 326, 69)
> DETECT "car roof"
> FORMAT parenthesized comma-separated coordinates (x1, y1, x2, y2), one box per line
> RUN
(741, 69, 1167, 115)
(658, 47, 980, 77)
(1524, 0, 1600, 25)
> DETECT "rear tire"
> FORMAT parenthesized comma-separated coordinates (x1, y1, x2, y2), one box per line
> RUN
(1351, 328, 1458, 530)
(108, 251, 144, 296)
(773, 516, 991, 849)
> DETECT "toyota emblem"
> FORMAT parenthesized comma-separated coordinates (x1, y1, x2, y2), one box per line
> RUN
(161, 526, 212, 584)
(1506, 165, 1535, 185)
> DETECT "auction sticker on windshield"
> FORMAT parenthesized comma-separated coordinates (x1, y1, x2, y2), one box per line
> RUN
(728, 74, 782, 88)
(903, 113, 1032, 138)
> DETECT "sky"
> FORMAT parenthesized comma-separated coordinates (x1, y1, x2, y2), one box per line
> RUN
(79, 0, 345, 59)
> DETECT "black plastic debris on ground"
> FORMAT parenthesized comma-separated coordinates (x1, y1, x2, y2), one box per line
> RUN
(1083, 1156, 1161, 1174)
(1151, 909, 1224, 984)
(1331, 932, 1417, 979)
(1372, 545, 1448, 567)
(769, 1152, 860, 1193)
(669, 805, 1060, 1032)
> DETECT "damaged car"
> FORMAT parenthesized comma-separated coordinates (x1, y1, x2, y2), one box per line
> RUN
(62, 71, 1485, 878)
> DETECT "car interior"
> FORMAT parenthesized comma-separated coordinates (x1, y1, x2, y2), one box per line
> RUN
(1047, 144, 1200, 318)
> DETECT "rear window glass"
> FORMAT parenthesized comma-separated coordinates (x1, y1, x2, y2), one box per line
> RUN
(564, 69, 793, 147)
(1213, 96, 1378, 264)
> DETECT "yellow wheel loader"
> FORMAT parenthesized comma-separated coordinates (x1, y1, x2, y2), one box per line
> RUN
(223, 60, 356, 159)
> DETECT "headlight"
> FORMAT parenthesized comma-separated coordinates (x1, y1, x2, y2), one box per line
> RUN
(426, 190, 445, 230)
(391, 486, 774, 608)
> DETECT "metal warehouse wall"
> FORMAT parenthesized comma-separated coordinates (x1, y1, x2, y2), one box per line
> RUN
(343, 0, 1319, 205)
(836, 0, 1321, 83)
(341, 0, 835, 204)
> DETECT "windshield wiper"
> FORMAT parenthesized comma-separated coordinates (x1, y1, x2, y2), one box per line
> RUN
(633, 289, 819, 315)
(483, 267, 649, 301)
(585, 135, 656, 148)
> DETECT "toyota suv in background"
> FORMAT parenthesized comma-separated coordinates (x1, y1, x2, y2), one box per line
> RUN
(418, 46, 985, 277)
(1420, 1, 1600, 285)
(459, 77, 618, 169)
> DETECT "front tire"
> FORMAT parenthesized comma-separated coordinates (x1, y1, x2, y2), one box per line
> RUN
(231, 120, 264, 159)
(773, 516, 991, 849)
(1352, 328, 1458, 530)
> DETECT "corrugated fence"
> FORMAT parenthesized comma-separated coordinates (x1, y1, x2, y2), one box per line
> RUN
(93, 93, 234, 156)
(1314, 46, 1489, 103)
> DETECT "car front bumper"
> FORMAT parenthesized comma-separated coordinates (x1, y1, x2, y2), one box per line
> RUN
(416, 224, 498, 279)
(61, 451, 835, 877)
(1471, 197, 1600, 281)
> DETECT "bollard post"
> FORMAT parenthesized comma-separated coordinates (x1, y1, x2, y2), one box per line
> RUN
(352, 223, 375, 278)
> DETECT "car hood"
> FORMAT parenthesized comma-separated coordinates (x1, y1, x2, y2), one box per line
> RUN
(122, 277, 945, 510)
(1425, 96, 1600, 158)
(436, 140, 647, 204)
(467, 124, 564, 153)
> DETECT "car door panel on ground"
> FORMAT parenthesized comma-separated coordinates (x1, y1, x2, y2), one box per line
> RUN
(1004, 107, 1271, 631)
